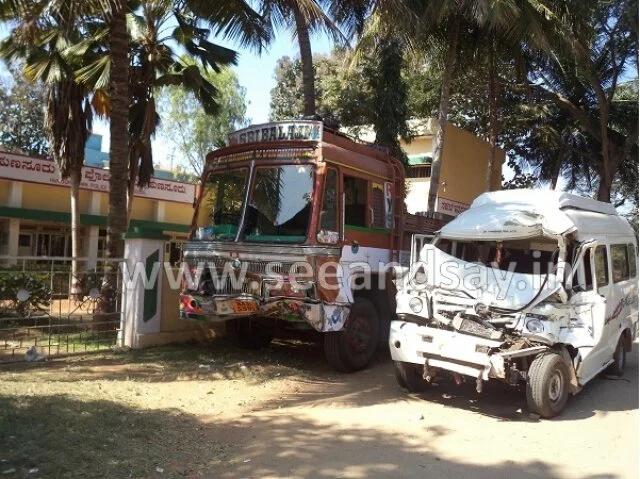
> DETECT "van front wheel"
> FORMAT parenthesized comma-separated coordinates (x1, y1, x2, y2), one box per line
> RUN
(394, 361, 430, 393)
(526, 352, 570, 418)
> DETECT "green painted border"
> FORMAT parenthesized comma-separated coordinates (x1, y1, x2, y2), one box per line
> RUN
(0, 206, 189, 233)
(345, 224, 390, 235)
(123, 227, 170, 239)
(143, 249, 160, 322)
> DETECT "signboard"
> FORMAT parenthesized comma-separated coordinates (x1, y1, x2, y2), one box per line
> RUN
(228, 121, 323, 145)
(436, 197, 469, 216)
(0, 152, 195, 204)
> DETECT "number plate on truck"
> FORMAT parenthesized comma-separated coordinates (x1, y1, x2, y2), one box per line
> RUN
(232, 300, 258, 313)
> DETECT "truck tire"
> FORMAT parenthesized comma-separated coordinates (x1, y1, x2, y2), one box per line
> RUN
(394, 361, 430, 393)
(606, 335, 626, 376)
(232, 318, 275, 350)
(324, 298, 379, 373)
(526, 352, 570, 418)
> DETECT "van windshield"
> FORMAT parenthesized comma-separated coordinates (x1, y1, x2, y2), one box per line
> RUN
(435, 237, 559, 275)
(242, 165, 314, 243)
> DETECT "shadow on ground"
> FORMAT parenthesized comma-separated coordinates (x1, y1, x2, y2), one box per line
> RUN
(1, 338, 637, 422)
(0, 393, 618, 479)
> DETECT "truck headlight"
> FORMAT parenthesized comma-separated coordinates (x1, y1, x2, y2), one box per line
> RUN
(409, 297, 423, 314)
(526, 319, 544, 333)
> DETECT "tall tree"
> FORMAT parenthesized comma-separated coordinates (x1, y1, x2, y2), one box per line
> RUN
(0, 1, 95, 295)
(0, 69, 48, 156)
(259, 0, 367, 116)
(159, 64, 247, 176)
(528, 0, 638, 202)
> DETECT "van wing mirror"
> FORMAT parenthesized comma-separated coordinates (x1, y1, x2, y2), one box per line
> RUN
(565, 239, 597, 291)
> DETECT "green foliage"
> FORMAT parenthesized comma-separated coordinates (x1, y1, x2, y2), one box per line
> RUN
(0, 272, 51, 317)
(269, 43, 411, 162)
(158, 64, 247, 176)
(0, 68, 48, 157)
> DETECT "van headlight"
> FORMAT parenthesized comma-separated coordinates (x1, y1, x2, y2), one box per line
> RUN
(526, 319, 545, 334)
(409, 297, 423, 314)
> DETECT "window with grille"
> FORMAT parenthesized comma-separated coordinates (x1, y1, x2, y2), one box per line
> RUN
(408, 165, 432, 178)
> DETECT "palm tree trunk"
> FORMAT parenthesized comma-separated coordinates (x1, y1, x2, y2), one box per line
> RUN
(101, 4, 129, 313)
(427, 18, 460, 212)
(70, 169, 82, 300)
(486, 37, 499, 191)
(127, 159, 139, 226)
(292, 4, 315, 116)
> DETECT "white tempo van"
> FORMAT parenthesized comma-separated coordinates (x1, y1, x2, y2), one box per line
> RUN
(391, 189, 638, 418)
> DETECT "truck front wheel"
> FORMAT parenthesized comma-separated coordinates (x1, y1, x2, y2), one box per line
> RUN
(526, 352, 570, 418)
(394, 361, 430, 393)
(324, 298, 379, 372)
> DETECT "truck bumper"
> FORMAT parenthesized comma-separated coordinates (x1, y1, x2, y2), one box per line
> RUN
(389, 320, 509, 381)
(180, 293, 349, 333)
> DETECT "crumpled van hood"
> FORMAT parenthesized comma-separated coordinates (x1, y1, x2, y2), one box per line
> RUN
(438, 203, 576, 241)
(416, 245, 561, 311)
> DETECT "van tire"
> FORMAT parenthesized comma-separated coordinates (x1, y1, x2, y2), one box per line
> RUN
(231, 318, 275, 350)
(324, 298, 379, 372)
(394, 361, 430, 393)
(607, 335, 626, 377)
(526, 352, 570, 418)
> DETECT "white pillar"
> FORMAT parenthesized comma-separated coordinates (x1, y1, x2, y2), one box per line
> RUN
(90, 191, 101, 215)
(8, 182, 22, 207)
(154, 201, 166, 223)
(85, 226, 100, 270)
(121, 229, 168, 349)
(6, 219, 20, 265)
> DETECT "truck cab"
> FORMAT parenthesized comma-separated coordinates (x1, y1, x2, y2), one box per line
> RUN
(180, 120, 443, 372)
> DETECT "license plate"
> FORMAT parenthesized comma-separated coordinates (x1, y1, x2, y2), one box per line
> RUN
(232, 300, 257, 313)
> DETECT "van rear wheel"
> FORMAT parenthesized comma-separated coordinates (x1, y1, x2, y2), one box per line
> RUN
(394, 361, 430, 393)
(606, 335, 626, 376)
(526, 352, 569, 418)
(324, 298, 379, 372)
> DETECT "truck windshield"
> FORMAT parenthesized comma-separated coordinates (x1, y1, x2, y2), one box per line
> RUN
(196, 168, 248, 240)
(243, 165, 314, 243)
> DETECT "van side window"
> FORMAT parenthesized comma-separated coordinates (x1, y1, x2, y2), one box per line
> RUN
(594, 245, 609, 289)
(628, 244, 637, 278)
(583, 250, 593, 290)
(611, 244, 630, 283)
(344, 175, 367, 227)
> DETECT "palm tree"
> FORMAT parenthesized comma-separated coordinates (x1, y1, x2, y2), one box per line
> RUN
(0, 1, 95, 295)
(125, 0, 240, 221)
(259, 0, 366, 116)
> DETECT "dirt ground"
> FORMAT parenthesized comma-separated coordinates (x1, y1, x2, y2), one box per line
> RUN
(0, 338, 637, 479)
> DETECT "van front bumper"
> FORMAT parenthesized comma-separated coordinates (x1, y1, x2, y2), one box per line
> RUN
(389, 320, 529, 381)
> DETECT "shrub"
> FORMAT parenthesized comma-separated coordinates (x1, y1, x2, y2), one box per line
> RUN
(0, 272, 51, 317)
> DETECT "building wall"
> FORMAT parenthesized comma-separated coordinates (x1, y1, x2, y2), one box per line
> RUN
(403, 123, 506, 214)
(439, 123, 504, 206)
(403, 136, 433, 157)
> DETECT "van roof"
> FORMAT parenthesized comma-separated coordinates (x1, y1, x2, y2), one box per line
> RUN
(439, 189, 629, 241)
(471, 190, 619, 216)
